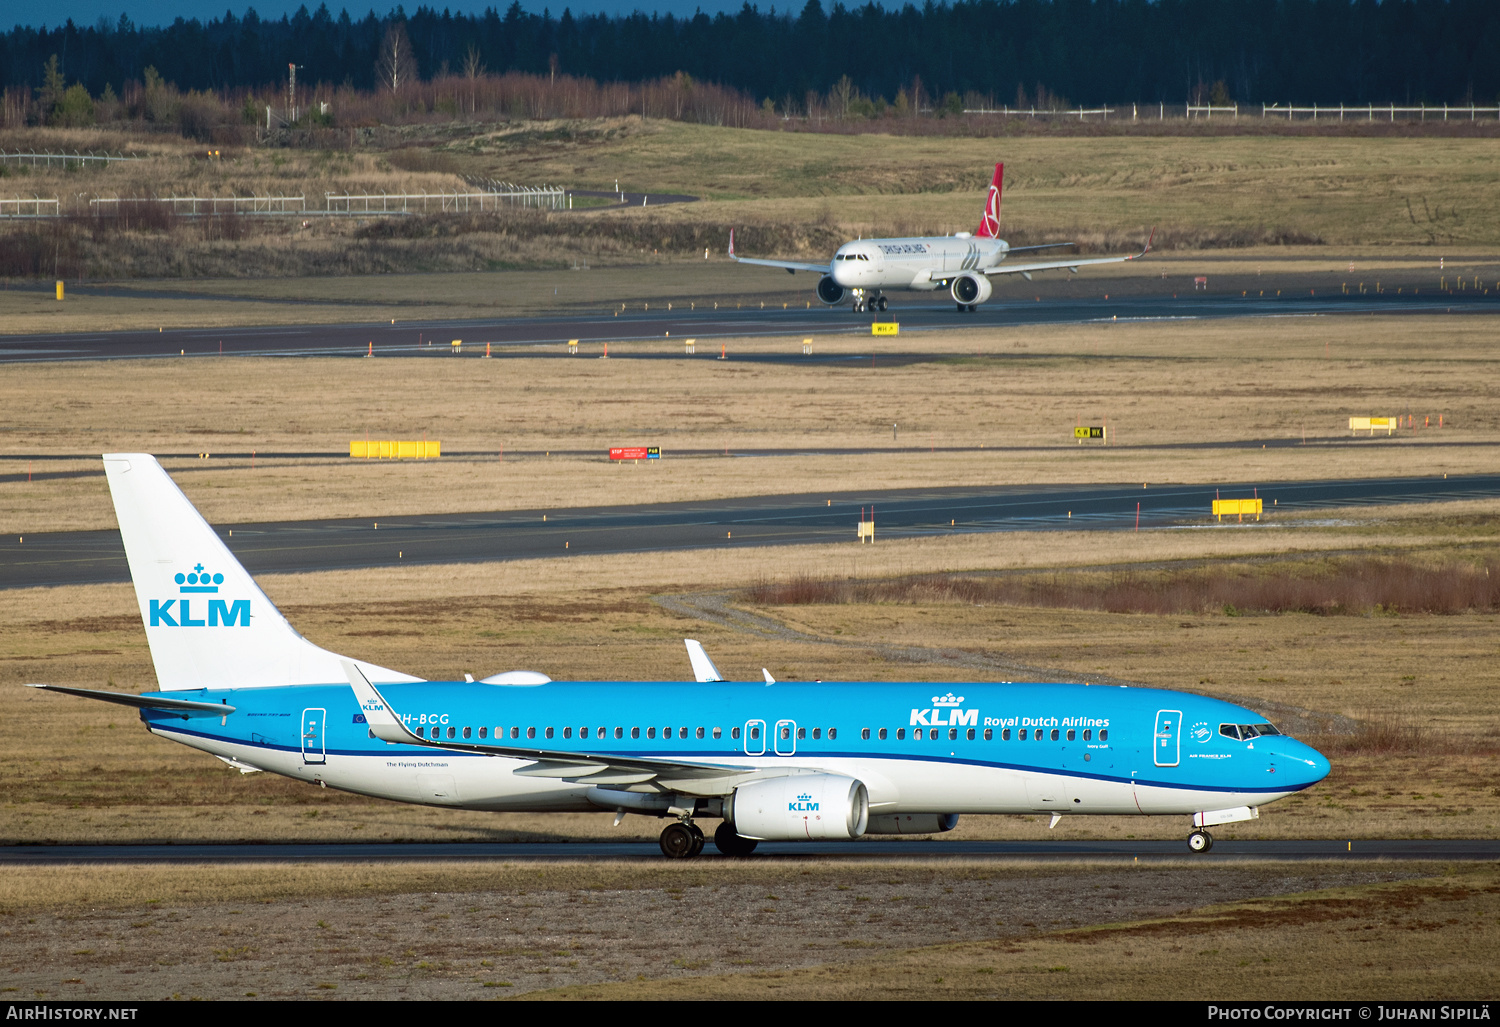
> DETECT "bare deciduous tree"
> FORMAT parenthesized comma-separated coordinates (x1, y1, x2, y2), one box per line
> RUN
(376, 22, 417, 95)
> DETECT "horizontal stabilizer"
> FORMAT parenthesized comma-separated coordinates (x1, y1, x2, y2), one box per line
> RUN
(26, 683, 235, 717)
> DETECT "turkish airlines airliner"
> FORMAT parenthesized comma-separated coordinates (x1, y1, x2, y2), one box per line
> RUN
(28, 455, 1328, 858)
(730, 163, 1152, 313)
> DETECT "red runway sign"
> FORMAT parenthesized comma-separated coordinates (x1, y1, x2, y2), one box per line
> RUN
(609, 446, 660, 461)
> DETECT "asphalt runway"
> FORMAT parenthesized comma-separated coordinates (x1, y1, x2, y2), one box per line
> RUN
(1, 839, 1493, 864)
(2, 288, 1496, 363)
(4, 473, 1497, 589)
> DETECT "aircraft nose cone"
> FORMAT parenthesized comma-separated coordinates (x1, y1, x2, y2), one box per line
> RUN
(1268, 739, 1331, 789)
(832, 263, 857, 287)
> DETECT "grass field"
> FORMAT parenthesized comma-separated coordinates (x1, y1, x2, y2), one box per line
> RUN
(4, 121, 1499, 286)
(4, 314, 1500, 533)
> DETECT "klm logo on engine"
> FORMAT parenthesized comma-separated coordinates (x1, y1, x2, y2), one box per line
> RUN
(789, 792, 819, 812)
(911, 692, 978, 727)
(149, 562, 250, 627)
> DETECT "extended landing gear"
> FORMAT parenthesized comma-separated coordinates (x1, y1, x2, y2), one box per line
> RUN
(713, 820, 759, 857)
(852, 291, 888, 314)
(659, 820, 705, 859)
(1187, 829, 1215, 853)
(954, 302, 977, 313)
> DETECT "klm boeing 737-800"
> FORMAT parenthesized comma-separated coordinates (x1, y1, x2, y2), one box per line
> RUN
(28, 455, 1329, 858)
(729, 162, 1152, 313)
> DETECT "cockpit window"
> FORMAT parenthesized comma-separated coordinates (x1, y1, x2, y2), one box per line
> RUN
(1221, 722, 1282, 740)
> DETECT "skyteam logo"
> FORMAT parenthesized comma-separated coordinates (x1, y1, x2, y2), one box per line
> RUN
(911, 692, 978, 727)
(789, 792, 819, 812)
(150, 562, 250, 627)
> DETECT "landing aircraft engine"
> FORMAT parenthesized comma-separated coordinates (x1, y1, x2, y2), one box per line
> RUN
(951, 273, 993, 306)
(816, 275, 846, 305)
(725, 773, 869, 841)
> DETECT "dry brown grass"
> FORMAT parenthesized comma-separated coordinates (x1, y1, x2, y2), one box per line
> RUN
(5, 314, 1500, 532)
(533, 866, 1500, 1000)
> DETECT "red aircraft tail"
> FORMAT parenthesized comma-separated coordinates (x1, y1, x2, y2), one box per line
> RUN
(974, 163, 1003, 238)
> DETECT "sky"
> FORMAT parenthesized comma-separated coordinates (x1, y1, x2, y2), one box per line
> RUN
(20, 0, 823, 30)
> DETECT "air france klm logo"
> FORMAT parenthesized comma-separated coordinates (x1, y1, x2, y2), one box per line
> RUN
(789, 792, 819, 813)
(911, 692, 978, 727)
(150, 562, 250, 627)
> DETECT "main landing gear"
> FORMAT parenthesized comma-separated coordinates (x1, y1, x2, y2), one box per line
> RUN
(656, 819, 759, 859)
(659, 820, 705, 859)
(1187, 829, 1215, 853)
(954, 302, 977, 313)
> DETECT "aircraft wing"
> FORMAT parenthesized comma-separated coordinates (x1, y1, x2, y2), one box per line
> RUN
(727, 228, 828, 275)
(986, 230, 1153, 278)
(25, 683, 236, 717)
(343, 662, 750, 784)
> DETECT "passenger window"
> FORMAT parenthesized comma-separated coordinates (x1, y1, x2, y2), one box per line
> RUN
(1100, 729, 1109, 742)
(967, 728, 976, 740)
(1050, 729, 1059, 741)
(1083, 729, 1091, 741)
(812, 728, 821, 740)
(545, 727, 554, 739)
(415, 726, 425, 738)
(797, 727, 806, 739)
(732, 727, 741, 739)
(878, 728, 888, 740)
(713, 727, 722, 739)
(479, 727, 487, 739)
(679, 727, 687, 739)
(1066, 729, 1075, 741)
(862, 728, 870, 740)
(615, 726, 623, 739)
(984, 728, 993, 740)
(828, 727, 837, 740)
(696, 727, 705, 739)
(526, 727, 535, 739)
(563, 727, 572, 739)
(510, 726, 519, 739)
(463, 726, 472, 739)
(1019, 729, 1028, 740)
(631, 727, 640, 739)
(579, 727, 589, 739)
(750, 726, 760, 740)
(897, 728, 906, 740)
(647, 727, 656, 739)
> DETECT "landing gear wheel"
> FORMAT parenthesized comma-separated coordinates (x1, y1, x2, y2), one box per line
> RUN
(967, 304, 977, 313)
(955, 302, 965, 312)
(876, 296, 888, 312)
(660, 822, 699, 859)
(1187, 829, 1214, 853)
(688, 823, 706, 857)
(713, 820, 759, 857)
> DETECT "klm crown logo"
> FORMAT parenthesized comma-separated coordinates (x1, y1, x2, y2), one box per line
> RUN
(932, 693, 965, 707)
(176, 563, 223, 593)
(150, 561, 249, 628)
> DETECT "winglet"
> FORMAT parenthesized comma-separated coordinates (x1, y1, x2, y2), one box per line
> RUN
(343, 660, 417, 744)
(762, 668, 776, 685)
(727, 228, 737, 260)
(1133, 227, 1155, 259)
(685, 639, 725, 682)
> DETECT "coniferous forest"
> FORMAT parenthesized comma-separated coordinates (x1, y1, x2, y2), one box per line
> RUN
(3, 0, 1499, 121)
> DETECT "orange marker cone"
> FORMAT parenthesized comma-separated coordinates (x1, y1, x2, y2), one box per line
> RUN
(367, 341, 372, 357)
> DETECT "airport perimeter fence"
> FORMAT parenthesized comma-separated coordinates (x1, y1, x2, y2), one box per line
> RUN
(0, 149, 144, 167)
(3, 187, 568, 219)
(959, 102, 1500, 122)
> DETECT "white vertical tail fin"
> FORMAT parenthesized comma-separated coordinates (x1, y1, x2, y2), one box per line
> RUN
(103, 454, 419, 690)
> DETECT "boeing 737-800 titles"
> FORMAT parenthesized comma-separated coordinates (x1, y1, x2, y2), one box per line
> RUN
(29, 455, 1328, 858)
(729, 163, 1152, 313)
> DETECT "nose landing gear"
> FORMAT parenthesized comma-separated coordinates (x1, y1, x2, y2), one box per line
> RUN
(851, 291, 888, 314)
(1187, 829, 1215, 853)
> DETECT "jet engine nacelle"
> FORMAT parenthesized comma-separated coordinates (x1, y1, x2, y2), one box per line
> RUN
(724, 774, 869, 841)
(816, 274, 846, 305)
(865, 813, 960, 835)
(951, 273, 993, 306)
